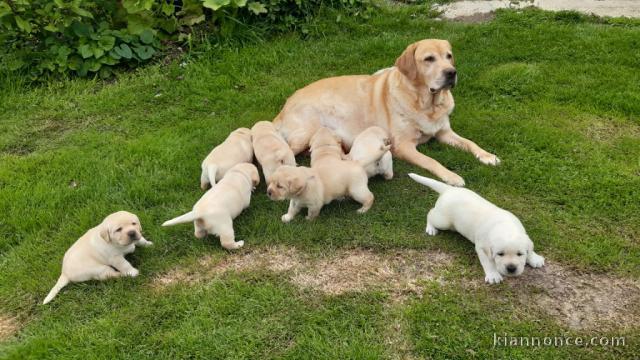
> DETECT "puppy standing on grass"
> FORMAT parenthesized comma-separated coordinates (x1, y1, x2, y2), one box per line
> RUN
(267, 128, 374, 222)
(409, 173, 545, 284)
(43, 211, 152, 304)
(251, 121, 296, 183)
(200, 127, 253, 189)
(346, 126, 393, 180)
(163, 163, 259, 250)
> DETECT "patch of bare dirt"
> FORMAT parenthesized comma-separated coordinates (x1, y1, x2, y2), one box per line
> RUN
(580, 116, 640, 142)
(290, 249, 451, 299)
(0, 315, 19, 341)
(509, 263, 640, 330)
(453, 12, 496, 23)
(153, 246, 453, 299)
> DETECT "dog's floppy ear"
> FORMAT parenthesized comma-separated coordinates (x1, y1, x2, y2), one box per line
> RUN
(99, 224, 111, 243)
(395, 43, 418, 82)
(288, 175, 307, 196)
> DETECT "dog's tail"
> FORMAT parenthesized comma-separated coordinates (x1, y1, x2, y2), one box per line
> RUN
(408, 173, 450, 194)
(352, 143, 392, 167)
(162, 211, 199, 227)
(200, 164, 218, 190)
(43, 275, 70, 305)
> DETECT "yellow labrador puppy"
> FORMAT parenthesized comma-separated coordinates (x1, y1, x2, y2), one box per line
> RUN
(43, 211, 151, 304)
(346, 126, 393, 180)
(409, 173, 545, 284)
(163, 163, 259, 250)
(274, 39, 499, 187)
(267, 165, 321, 222)
(200, 127, 253, 189)
(251, 121, 296, 182)
(266, 128, 374, 222)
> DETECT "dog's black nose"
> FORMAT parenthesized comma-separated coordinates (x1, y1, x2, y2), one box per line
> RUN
(506, 264, 517, 274)
(444, 68, 457, 79)
(267, 189, 272, 197)
(127, 230, 137, 239)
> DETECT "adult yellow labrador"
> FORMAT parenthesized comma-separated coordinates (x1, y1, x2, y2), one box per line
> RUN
(273, 39, 499, 186)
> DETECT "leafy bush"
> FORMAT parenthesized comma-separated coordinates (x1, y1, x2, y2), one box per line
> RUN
(0, 0, 369, 79)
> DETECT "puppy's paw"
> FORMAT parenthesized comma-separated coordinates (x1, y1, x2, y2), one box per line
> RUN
(528, 253, 545, 268)
(126, 268, 140, 277)
(478, 153, 500, 166)
(282, 214, 294, 223)
(484, 271, 503, 284)
(426, 223, 439, 236)
(442, 172, 465, 187)
(223, 240, 244, 250)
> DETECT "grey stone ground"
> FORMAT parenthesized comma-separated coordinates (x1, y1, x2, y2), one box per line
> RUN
(437, 0, 640, 19)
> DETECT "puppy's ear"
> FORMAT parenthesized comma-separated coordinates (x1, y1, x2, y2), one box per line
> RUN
(395, 43, 418, 82)
(288, 176, 306, 196)
(99, 225, 111, 243)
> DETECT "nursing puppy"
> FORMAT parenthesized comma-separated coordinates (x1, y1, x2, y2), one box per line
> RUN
(43, 211, 152, 304)
(346, 126, 393, 180)
(251, 121, 296, 182)
(409, 173, 545, 284)
(200, 127, 253, 189)
(163, 163, 259, 250)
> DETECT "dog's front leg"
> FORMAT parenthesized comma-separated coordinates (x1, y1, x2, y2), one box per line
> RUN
(475, 246, 502, 284)
(436, 128, 500, 166)
(394, 141, 465, 186)
(282, 199, 302, 223)
(527, 251, 545, 268)
(135, 237, 153, 247)
(110, 256, 139, 277)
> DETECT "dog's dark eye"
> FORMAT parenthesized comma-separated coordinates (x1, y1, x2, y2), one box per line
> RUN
(115, 227, 122, 232)
(424, 56, 435, 62)
(517, 252, 523, 256)
(132, 222, 137, 225)
(277, 184, 283, 189)
(497, 252, 504, 256)
(446, 53, 452, 60)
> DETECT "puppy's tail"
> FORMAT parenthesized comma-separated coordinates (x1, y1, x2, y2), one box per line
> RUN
(408, 173, 450, 194)
(43, 275, 69, 305)
(200, 164, 218, 190)
(162, 211, 199, 227)
(352, 144, 391, 167)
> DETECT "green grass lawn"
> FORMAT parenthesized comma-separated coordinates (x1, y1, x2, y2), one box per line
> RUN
(1, 5, 639, 359)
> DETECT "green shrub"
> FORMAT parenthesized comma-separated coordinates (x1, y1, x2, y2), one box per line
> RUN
(0, 0, 369, 79)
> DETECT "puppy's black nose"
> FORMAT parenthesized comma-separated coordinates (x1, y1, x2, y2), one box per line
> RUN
(267, 189, 272, 197)
(506, 264, 517, 274)
(444, 68, 457, 79)
(127, 230, 137, 239)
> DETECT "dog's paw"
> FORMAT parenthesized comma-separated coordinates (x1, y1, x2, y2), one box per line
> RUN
(223, 240, 244, 250)
(442, 172, 465, 187)
(282, 214, 294, 223)
(426, 223, 439, 236)
(484, 271, 503, 284)
(528, 253, 545, 268)
(126, 268, 140, 277)
(478, 153, 500, 166)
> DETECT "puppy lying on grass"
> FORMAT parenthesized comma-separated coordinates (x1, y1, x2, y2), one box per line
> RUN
(409, 173, 545, 284)
(43, 211, 152, 304)
(267, 128, 374, 222)
(200, 127, 253, 189)
(346, 126, 393, 180)
(251, 121, 296, 183)
(163, 163, 259, 250)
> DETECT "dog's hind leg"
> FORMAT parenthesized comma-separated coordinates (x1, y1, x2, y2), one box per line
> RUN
(426, 208, 450, 236)
(214, 216, 244, 250)
(349, 179, 375, 214)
